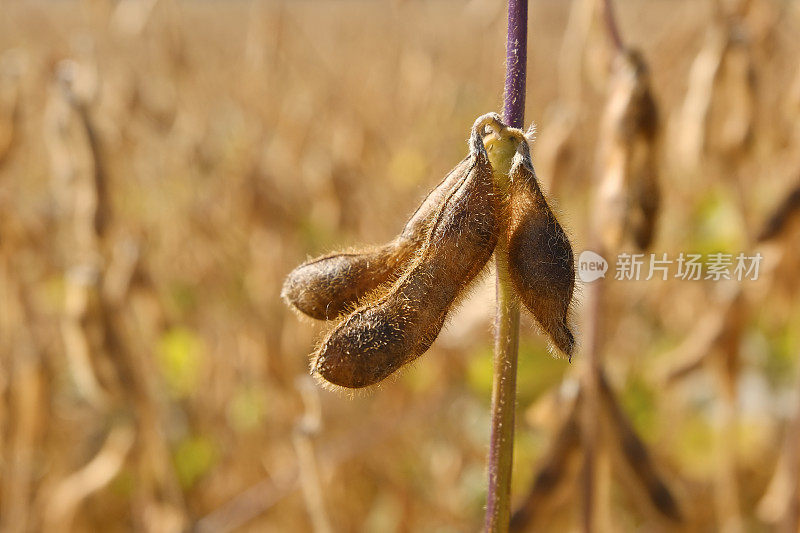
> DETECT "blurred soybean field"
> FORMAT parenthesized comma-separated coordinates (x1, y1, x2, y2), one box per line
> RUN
(2, 0, 800, 531)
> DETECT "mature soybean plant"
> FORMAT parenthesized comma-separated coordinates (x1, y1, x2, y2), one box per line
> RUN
(283, 113, 576, 389)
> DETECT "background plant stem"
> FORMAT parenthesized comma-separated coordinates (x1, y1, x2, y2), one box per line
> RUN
(600, 0, 624, 52)
(485, 1, 527, 531)
(580, 261, 606, 533)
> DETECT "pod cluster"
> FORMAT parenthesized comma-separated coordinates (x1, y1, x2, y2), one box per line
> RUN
(282, 113, 576, 389)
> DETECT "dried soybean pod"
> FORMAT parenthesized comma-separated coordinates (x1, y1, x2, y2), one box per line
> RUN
(595, 49, 661, 251)
(625, 50, 661, 250)
(311, 115, 499, 388)
(506, 138, 576, 357)
(281, 157, 470, 320)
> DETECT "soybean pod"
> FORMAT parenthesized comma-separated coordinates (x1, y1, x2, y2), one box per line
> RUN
(312, 116, 499, 388)
(282, 157, 470, 320)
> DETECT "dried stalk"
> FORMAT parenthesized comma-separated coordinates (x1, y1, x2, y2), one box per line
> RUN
(510, 391, 582, 531)
(0, 349, 42, 533)
(512, 365, 684, 530)
(45, 58, 187, 530)
(0, 281, 43, 533)
(293, 377, 332, 533)
(778, 354, 800, 533)
(581, 2, 625, 525)
(583, 4, 668, 528)
(557, 0, 594, 106)
(110, 0, 161, 36)
(712, 290, 746, 533)
(43, 424, 135, 531)
(579, 258, 607, 533)
(597, 372, 683, 524)
(45, 61, 109, 407)
(661, 289, 744, 387)
(197, 391, 447, 533)
(673, 26, 727, 172)
(673, 11, 755, 176)
(599, 0, 624, 52)
(0, 50, 22, 167)
(754, 182, 800, 530)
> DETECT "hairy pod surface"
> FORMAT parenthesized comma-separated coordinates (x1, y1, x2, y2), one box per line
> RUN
(281, 157, 470, 320)
(312, 118, 499, 388)
(505, 139, 576, 357)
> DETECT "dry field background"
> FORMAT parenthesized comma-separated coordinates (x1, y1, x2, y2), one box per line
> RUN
(1, 0, 800, 531)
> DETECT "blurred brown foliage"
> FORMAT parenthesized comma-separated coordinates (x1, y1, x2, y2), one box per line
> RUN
(1, 0, 800, 531)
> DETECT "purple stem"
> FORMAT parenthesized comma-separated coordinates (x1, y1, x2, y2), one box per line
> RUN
(485, 1, 528, 531)
(502, 0, 528, 129)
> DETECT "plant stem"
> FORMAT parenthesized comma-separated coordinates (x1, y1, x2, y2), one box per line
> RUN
(502, 0, 528, 130)
(600, 0, 624, 51)
(485, 1, 527, 531)
(580, 256, 606, 533)
(486, 247, 521, 532)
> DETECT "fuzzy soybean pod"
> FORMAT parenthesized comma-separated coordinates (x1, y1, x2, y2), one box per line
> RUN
(506, 140, 576, 358)
(281, 157, 471, 320)
(312, 116, 499, 389)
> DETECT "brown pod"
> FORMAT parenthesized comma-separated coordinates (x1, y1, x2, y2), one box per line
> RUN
(281, 157, 470, 320)
(629, 159, 660, 250)
(595, 49, 661, 251)
(624, 51, 661, 251)
(506, 140, 576, 357)
(312, 116, 499, 388)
